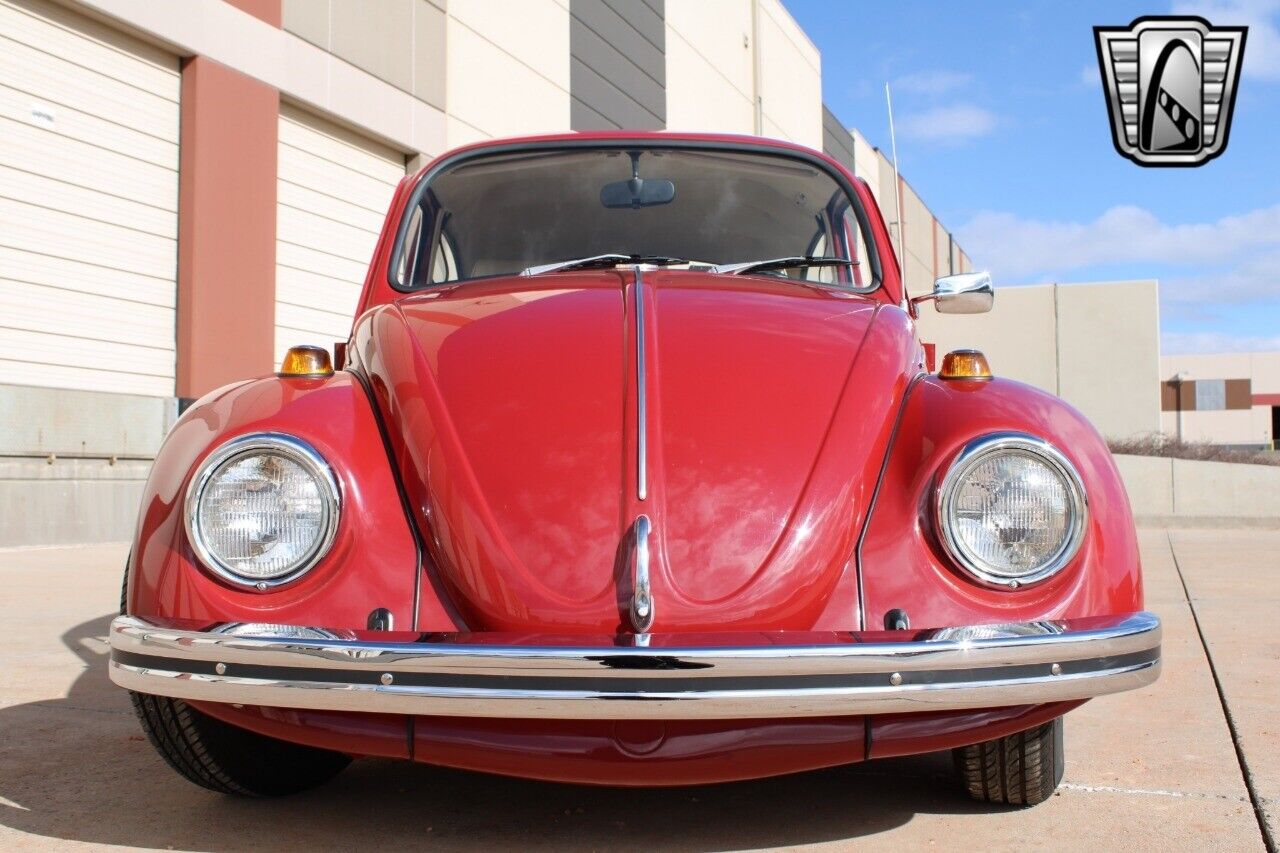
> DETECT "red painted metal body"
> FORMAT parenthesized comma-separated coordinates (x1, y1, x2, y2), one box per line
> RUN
(126, 132, 1143, 786)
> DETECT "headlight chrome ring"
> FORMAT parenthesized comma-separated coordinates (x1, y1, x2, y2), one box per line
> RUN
(184, 433, 341, 590)
(935, 432, 1088, 589)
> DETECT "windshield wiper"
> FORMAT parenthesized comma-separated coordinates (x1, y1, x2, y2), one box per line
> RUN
(709, 256, 860, 276)
(519, 254, 688, 277)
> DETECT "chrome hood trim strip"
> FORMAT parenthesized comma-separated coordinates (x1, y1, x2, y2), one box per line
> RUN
(634, 265, 648, 501)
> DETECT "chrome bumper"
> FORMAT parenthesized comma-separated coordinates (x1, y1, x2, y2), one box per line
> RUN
(108, 612, 1161, 720)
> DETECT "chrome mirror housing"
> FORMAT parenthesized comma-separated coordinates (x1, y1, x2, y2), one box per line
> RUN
(913, 271, 994, 314)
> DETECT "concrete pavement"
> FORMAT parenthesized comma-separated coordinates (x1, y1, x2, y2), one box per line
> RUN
(0, 531, 1273, 851)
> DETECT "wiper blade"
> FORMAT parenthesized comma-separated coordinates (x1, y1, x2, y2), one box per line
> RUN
(520, 254, 688, 277)
(710, 256, 860, 276)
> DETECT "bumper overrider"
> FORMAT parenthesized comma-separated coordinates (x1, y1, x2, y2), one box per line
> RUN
(109, 612, 1161, 720)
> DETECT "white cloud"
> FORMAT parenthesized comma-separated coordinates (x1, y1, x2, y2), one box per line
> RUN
(1079, 64, 1100, 87)
(955, 204, 1280, 280)
(1162, 331, 1280, 352)
(1160, 248, 1280, 305)
(896, 105, 998, 143)
(957, 204, 1280, 350)
(893, 70, 973, 95)
(1173, 0, 1280, 80)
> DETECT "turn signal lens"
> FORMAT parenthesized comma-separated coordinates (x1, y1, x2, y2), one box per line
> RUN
(939, 349, 992, 380)
(215, 623, 342, 640)
(280, 345, 333, 377)
(929, 621, 1062, 642)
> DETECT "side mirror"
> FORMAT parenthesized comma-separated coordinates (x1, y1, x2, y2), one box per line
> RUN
(912, 271, 994, 314)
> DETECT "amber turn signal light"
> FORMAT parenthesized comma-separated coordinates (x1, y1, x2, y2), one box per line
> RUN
(939, 349, 992, 380)
(279, 345, 334, 378)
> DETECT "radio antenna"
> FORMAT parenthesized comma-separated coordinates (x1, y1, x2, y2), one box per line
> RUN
(885, 82, 907, 308)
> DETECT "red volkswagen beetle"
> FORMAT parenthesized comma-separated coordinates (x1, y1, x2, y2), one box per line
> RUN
(111, 133, 1160, 805)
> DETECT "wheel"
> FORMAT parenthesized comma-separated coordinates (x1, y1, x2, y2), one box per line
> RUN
(953, 717, 1065, 806)
(129, 692, 351, 796)
(121, 562, 350, 796)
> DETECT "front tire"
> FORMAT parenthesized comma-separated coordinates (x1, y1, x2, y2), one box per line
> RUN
(129, 692, 351, 796)
(122, 562, 350, 796)
(953, 717, 1064, 806)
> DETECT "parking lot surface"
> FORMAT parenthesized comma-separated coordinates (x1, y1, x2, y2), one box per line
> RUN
(1, 529, 1274, 851)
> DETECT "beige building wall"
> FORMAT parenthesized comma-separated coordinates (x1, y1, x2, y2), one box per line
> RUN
(1160, 351, 1280, 446)
(851, 128, 880, 204)
(898, 180, 935, 297)
(1056, 281, 1162, 440)
(861, 145, 969, 293)
(1160, 408, 1271, 445)
(917, 280, 1162, 440)
(665, 0, 820, 148)
(664, 0, 754, 135)
(917, 284, 1060, 395)
(445, 0, 571, 146)
(282, 0, 447, 112)
(756, 0, 821, 149)
(933, 220, 949, 277)
(74, 0, 446, 156)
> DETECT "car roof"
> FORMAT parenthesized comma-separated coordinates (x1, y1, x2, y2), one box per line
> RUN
(410, 131, 843, 180)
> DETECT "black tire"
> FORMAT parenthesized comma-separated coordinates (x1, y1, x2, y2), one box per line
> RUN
(121, 562, 350, 796)
(129, 691, 351, 796)
(953, 717, 1065, 806)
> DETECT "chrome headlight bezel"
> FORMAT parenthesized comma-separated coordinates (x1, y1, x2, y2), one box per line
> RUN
(935, 432, 1088, 589)
(184, 433, 341, 590)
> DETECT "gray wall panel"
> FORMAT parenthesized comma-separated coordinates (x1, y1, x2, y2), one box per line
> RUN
(571, 57, 662, 129)
(570, 0, 666, 130)
(572, 18, 665, 117)
(571, 97, 621, 132)
(637, 0, 664, 24)
(822, 105, 855, 172)
(0, 385, 176, 457)
(600, 0, 665, 55)
(0, 459, 150, 547)
(575, 1, 666, 83)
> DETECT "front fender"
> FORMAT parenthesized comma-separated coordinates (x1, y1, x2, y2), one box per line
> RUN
(859, 375, 1142, 629)
(125, 372, 455, 631)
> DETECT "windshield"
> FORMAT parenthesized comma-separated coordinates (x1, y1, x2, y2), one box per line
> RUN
(393, 146, 880, 291)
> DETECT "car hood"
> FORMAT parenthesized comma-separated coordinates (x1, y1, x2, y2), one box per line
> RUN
(355, 270, 919, 632)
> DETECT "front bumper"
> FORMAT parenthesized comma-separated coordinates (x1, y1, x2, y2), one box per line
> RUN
(109, 612, 1161, 720)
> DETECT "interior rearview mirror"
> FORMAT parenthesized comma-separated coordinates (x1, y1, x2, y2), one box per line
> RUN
(600, 177, 676, 209)
(912, 271, 994, 314)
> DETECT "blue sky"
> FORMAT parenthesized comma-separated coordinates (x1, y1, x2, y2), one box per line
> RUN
(784, 0, 1280, 353)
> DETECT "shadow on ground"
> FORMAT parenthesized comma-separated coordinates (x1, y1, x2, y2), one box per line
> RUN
(0, 614, 1006, 851)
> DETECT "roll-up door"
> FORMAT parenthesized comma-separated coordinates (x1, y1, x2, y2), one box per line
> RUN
(275, 104, 405, 363)
(0, 0, 179, 396)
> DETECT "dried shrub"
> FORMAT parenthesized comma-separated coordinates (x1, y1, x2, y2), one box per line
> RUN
(1109, 433, 1280, 466)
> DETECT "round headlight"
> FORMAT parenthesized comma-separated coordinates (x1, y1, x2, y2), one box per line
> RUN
(185, 434, 340, 588)
(936, 433, 1087, 588)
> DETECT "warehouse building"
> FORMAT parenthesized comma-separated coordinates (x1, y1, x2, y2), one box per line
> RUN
(917, 280, 1163, 443)
(0, 0, 972, 546)
(1160, 351, 1280, 449)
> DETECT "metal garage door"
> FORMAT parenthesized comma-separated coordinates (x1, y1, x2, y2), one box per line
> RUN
(275, 104, 405, 364)
(0, 0, 179, 397)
